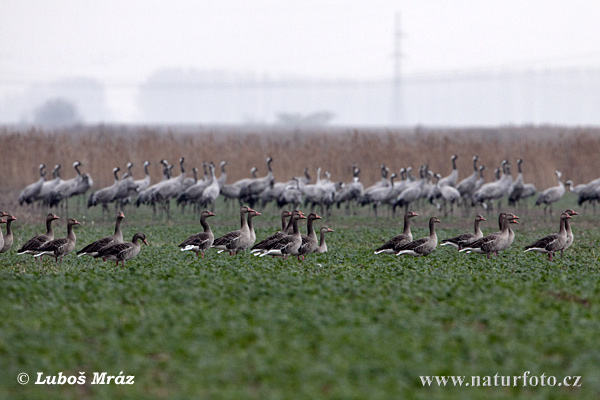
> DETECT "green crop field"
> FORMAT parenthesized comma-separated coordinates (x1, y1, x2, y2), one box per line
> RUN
(1, 198, 599, 399)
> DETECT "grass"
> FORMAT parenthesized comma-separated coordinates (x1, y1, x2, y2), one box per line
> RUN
(1, 197, 600, 399)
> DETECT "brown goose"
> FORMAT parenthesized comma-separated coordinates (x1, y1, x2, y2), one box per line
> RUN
(562, 209, 578, 256)
(396, 217, 441, 257)
(0, 214, 17, 254)
(77, 211, 125, 258)
(250, 210, 292, 254)
(374, 211, 418, 254)
(247, 208, 262, 248)
(212, 206, 257, 255)
(315, 226, 334, 254)
(179, 210, 216, 258)
(259, 211, 306, 258)
(17, 213, 60, 256)
(524, 212, 572, 261)
(441, 215, 486, 250)
(297, 212, 322, 260)
(95, 232, 148, 267)
(0, 211, 8, 250)
(459, 213, 518, 258)
(34, 218, 80, 263)
(0, 218, 6, 252)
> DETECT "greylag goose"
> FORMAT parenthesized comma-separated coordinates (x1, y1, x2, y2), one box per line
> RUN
(524, 212, 571, 261)
(0, 216, 6, 252)
(246, 208, 261, 247)
(535, 170, 565, 216)
(297, 212, 322, 260)
(374, 211, 418, 254)
(250, 210, 292, 254)
(17, 213, 60, 256)
(315, 226, 334, 254)
(0, 214, 16, 253)
(18, 164, 46, 205)
(562, 209, 578, 256)
(34, 218, 80, 263)
(441, 215, 486, 250)
(259, 210, 306, 258)
(77, 211, 125, 258)
(179, 210, 216, 258)
(212, 206, 257, 255)
(95, 232, 148, 267)
(459, 213, 518, 258)
(396, 217, 441, 257)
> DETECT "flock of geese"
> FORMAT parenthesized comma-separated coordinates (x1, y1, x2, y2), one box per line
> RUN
(0, 202, 580, 265)
(373, 209, 578, 262)
(0, 206, 333, 265)
(16, 155, 600, 219)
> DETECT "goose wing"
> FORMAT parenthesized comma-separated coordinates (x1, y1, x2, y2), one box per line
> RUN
(38, 238, 69, 253)
(18, 235, 49, 252)
(97, 242, 133, 259)
(77, 236, 114, 255)
(442, 232, 475, 245)
(397, 237, 428, 252)
(525, 233, 560, 251)
(213, 230, 242, 249)
(375, 234, 410, 252)
(251, 231, 285, 250)
(179, 232, 211, 248)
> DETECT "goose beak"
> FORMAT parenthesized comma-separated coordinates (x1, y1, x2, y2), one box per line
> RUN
(143, 239, 149, 245)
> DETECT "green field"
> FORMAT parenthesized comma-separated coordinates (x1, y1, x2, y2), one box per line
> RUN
(1, 199, 600, 399)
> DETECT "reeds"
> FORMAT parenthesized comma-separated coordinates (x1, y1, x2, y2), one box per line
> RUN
(1, 125, 599, 193)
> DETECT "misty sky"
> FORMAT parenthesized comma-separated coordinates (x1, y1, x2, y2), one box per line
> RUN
(3, 1, 600, 83)
(2, 1, 600, 124)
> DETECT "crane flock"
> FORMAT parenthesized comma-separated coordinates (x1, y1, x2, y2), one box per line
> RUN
(15, 155, 600, 218)
(3, 154, 596, 265)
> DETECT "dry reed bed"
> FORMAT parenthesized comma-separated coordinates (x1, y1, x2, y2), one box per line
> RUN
(1, 125, 599, 194)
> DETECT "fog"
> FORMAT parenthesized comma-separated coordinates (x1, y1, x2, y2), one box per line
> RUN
(2, 1, 600, 126)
